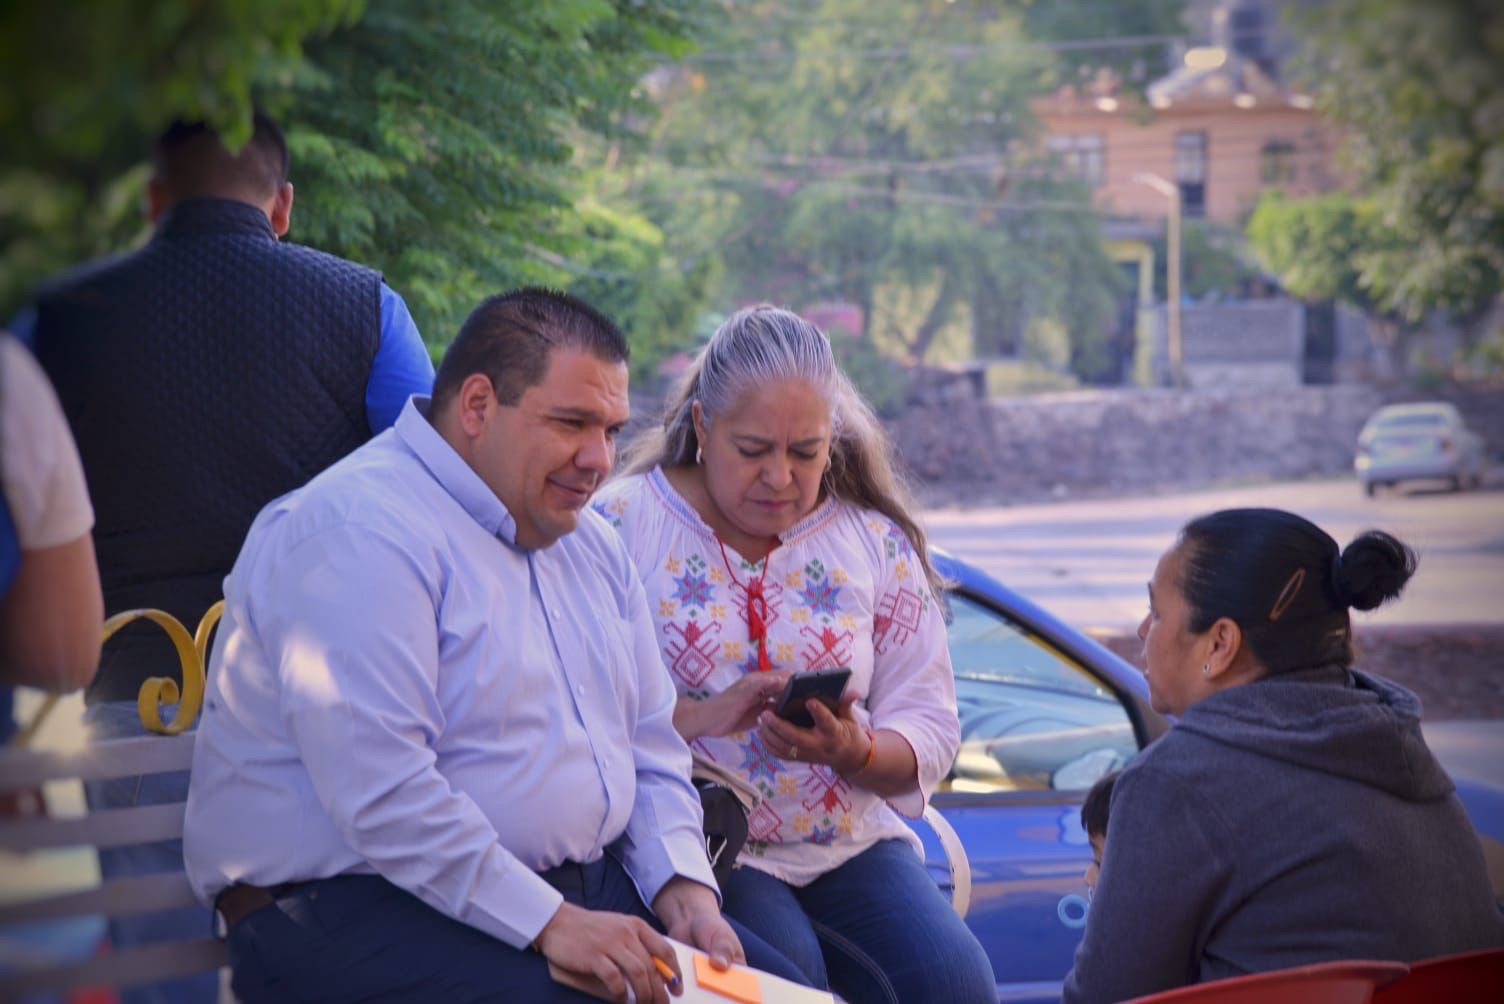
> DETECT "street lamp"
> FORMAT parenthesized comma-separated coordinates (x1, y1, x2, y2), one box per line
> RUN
(1133, 172, 1185, 389)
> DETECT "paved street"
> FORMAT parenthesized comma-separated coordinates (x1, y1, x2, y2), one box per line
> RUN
(923, 476, 1504, 634)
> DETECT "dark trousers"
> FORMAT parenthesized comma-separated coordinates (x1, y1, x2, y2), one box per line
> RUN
(721, 839, 997, 1004)
(226, 857, 808, 1003)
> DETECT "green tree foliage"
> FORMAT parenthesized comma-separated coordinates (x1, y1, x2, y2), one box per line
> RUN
(1152, 219, 1261, 302)
(0, 1, 362, 166)
(1246, 190, 1393, 312)
(274, 0, 699, 346)
(625, 0, 1131, 384)
(1293, 0, 1504, 325)
(0, 0, 363, 311)
(1246, 189, 1416, 363)
(1, 0, 702, 361)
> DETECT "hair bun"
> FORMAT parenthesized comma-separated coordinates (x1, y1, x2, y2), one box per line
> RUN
(1334, 530, 1417, 611)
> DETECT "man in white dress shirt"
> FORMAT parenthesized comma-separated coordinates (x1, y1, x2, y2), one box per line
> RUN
(184, 289, 805, 1003)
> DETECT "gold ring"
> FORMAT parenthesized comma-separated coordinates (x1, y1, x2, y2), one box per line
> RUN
(789, 745, 798, 760)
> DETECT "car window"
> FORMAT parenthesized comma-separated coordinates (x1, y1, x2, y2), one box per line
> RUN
(942, 591, 1138, 795)
(1373, 412, 1451, 431)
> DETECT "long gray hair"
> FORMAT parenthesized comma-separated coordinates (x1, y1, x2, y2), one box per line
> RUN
(622, 305, 942, 592)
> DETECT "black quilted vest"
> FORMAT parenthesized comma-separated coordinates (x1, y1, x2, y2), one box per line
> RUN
(33, 199, 381, 702)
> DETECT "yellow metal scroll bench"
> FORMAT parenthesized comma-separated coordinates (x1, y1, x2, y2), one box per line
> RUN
(0, 603, 225, 999)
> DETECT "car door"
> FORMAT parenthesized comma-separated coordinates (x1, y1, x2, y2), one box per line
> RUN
(917, 583, 1164, 1003)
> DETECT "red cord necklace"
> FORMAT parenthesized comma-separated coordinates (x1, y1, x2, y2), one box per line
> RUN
(714, 536, 778, 673)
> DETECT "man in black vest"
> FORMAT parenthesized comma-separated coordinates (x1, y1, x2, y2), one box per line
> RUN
(19, 110, 434, 1003)
(27, 110, 434, 704)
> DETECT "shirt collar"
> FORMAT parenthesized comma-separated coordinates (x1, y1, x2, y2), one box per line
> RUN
(395, 396, 520, 546)
(154, 198, 277, 241)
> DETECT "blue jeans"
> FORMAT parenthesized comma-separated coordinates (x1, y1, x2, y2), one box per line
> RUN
(227, 856, 809, 1003)
(83, 701, 216, 1004)
(721, 838, 996, 1004)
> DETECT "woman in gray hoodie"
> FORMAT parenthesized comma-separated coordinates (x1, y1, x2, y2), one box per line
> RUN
(1063, 508, 1502, 1003)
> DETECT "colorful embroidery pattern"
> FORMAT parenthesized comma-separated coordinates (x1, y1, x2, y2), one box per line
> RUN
(664, 618, 720, 687)
(590, 496, 628, 528)
(874, 586, 925, 654)
(800, 575, 841, 616)
(673, 569, 712, 609)
(801, 764, 852, 816)
(800, 624, 853, 672)
(739, 730, 782, 785)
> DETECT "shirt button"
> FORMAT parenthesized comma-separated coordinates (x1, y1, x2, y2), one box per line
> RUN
(577, 684, 586, 696)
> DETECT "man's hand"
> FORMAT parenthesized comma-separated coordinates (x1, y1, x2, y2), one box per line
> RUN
(534, 901, 682, 1003)
(652, 877, 745, 971)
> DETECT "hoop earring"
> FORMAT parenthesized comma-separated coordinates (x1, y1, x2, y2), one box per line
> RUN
(695, 446, 703, 465)
(1201, 661, 1210, 677)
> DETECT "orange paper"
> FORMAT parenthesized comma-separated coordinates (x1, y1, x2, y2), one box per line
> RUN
(693, 952, 763, 1004)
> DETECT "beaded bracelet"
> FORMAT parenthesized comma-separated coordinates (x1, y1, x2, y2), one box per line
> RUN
(859, 726, 877, 772)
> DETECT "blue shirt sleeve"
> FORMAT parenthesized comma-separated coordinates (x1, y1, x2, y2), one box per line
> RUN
(6, 307, 37, 349)
(367, 284, 435, 433)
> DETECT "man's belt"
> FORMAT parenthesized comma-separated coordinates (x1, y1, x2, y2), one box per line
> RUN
(214, 882, 301, 929)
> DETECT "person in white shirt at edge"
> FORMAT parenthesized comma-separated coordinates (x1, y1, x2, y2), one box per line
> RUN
(183, 289, 810, 1004)
(591, 306, 995, 1003)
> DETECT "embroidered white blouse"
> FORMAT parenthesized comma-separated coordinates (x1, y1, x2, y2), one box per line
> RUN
(593, 467, 961, 886)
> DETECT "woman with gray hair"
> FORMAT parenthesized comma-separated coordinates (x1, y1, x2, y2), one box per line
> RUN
(593, 306, 994, 1003)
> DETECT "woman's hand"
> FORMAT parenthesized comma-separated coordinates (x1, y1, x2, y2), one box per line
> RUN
(675, 670, 792, 741)
(756, 695, 872, 775)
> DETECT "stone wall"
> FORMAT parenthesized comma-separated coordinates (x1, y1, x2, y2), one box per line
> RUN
(893, 383, 1384, 505)
(631, 376, 1501, 509)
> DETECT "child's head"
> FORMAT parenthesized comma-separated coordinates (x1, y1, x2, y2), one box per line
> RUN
(1080, 770, 1120, 895)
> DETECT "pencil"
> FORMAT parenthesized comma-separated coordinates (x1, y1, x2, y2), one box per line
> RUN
(652, 955, 681, 990)
(655, 955, 685, 991)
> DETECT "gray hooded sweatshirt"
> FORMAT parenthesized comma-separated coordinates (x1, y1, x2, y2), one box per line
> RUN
(1063, 666, 1503, 1003)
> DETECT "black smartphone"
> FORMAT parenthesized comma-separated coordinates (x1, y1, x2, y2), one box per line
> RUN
(774, 668, 853, 729)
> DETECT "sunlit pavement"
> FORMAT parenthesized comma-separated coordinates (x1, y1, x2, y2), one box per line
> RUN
(923, 475, 1504, 635)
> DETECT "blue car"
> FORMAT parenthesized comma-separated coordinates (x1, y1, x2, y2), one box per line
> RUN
(913, 552, 1504, 1003)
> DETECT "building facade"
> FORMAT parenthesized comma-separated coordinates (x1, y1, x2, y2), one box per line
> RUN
(1035, 0, 1341, 224)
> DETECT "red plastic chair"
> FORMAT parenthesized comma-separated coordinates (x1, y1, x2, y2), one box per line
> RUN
(1371, 947, 1504, 1003)
(1124, 960, 1410, 1004)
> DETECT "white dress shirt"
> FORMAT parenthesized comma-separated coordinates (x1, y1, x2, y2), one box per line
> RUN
(593, 468, 961, 886)
(184, 398, 715, 949)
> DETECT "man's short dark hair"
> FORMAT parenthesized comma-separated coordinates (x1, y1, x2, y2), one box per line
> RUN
(432, 288, 630, 411)
(1080, 769, 1120, 839)
(152, 109, 289, 202)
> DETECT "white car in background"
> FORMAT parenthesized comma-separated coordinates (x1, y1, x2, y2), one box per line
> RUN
(1355, 402, 1487, 497)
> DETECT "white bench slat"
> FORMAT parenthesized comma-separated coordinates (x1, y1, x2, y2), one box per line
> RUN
(0, 802, 184, 852)
(0, 936, 227, 996)
(922, 804, 973, 919)
(0, 872, 200, 925)
(0, 733, 196, 791)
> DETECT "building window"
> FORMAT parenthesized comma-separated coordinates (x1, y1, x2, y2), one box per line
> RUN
(1230, 5, 1267, 64)
(1175, 131, 1207, 217)
(1047, 133, 1105, 187)
(1261, 141, 1296, 185)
